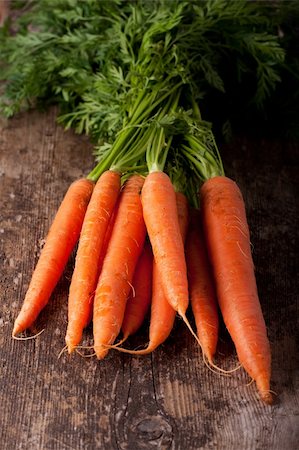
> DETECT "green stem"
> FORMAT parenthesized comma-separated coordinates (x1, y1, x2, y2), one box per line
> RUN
(87, 80, 183, 181)
(146, 87, 182, 173)
(191, 98, 202, 121)
(131, 79, 183, 125)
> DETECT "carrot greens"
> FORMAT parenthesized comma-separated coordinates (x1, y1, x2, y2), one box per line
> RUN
(0, 0, 292, 140)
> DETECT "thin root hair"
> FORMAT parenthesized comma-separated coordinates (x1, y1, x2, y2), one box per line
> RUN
(246, 377, 255, 387)
(102, 341, 151, 355)
(127, 280, 136, 298)
(75, 348, 97, 358)
(182, 318, 242, 377)
(207, 358, 242, 375)
(12, 328, 45, 341)
(58, 345, 68, 360)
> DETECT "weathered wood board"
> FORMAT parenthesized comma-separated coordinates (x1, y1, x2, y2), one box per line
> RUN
(0, 108, 298, 449)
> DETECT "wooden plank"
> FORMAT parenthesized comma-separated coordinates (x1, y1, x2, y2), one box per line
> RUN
(0, 110, 298, 450)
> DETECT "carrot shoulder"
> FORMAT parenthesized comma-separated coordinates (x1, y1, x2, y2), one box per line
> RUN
(185, 208, 219, 363)
(12, 178, 94, 336)
(93, 175, 146, 359)
(65, 170, 121, 353)
(200, 176, 272, 403)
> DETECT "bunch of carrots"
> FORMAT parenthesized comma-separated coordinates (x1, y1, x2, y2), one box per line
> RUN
(12, 126, 273, 405)
(6, 0, 276, 406)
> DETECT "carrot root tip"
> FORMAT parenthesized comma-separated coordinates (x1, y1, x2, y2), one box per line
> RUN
(12, 322, 22, 337)
(94, 346, 109, 360)
(58, 345, 68, 359)
(259, 388, 277, 405)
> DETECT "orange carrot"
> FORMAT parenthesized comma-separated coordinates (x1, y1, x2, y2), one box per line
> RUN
(93, 175, 146, 359)
(185, 208, 219, 363)
(143, 191, 189, 352)
(65, 170, 121, 353)
(108, 191, 189, 355)
(121, 240, 153, 340)
(12, 178, 94, 336)
(200, 176, 272, 403)
(141, 172, 189, 318)
(84, 196, 120, 329)
(141, 172, 188, 317)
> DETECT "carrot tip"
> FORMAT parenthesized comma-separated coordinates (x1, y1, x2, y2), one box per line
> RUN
(12, 323, 21, 337)
(260, 390, 275, 405)
(94, 346, 109, 360)
(64, 337, 75, 354)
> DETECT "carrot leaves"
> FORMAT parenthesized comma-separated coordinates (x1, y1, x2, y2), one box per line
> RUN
(0, 1, 292, 128)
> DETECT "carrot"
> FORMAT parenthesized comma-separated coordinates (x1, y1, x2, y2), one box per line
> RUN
(121, 240, 153, 340)
(200, 175, 272, 403)
(141, 172, 189, 317)
(82, 200, 120, 331)
(65, 170, 121, 353)
(185, 208, 219, 363)
(139, 171, 205, 350)
(143, 191, 190, 352)
(93, 174, 146, 359)
(12, 178, 94, 336)
(111, 191, 189, 355)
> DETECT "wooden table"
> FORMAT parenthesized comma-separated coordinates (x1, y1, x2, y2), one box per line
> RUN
(1, 109, 298, 449)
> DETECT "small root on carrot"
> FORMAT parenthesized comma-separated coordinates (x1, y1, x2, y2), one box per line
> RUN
(12, 328, 45, 340)
(58, 345, 68, 359)
(103, 342, 152, 355)
(127, 280, 135, 298)
(110, 336, 128, 347)
(75, 348, 97, 358)
(236, 240, 249, 259)
(202, 354, 230, 377)
(246, 377, 255, 387)
(180, 312, 204, 352)
(206, 357, 242, 376)
(74, 345, 94, 349)
(179, 314, 241, 377)
(74, 344, 96, 357)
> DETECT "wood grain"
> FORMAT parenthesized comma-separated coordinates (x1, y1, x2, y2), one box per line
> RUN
(0, 109, 298, 449)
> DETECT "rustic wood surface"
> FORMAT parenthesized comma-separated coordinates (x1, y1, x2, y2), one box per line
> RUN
(0, 108, 298, 450)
